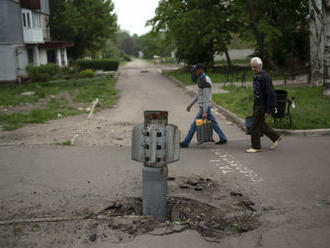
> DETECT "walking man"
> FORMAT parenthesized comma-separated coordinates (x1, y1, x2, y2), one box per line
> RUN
(180, 64, 227, 148)
(247, 57, 282, 153)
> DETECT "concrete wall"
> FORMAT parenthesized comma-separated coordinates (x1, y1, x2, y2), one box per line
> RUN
(41, 14, 51, 41)
(0, 0, 23, 44)
(214, 49, 254, 61)
(39, 48, 48, 65)
(17, 46, 28, 78)
(0, 45, 28, 81)
(40, 0, 50, 15)
(40, 0, 51, 40)
(0, 45, 16, 81)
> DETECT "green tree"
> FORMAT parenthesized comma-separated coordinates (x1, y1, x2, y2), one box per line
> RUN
(118, 31, 139, 56)
(148, 0, 309, 70)
(102, 38, 121, 59)
(147, 0, 240, 66)
(136, 32, 172, 59)
(49, 0, 117, 59)
(237, 0, 309, 71)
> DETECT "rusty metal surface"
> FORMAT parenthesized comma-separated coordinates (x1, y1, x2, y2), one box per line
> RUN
(144, 111, 168, 126)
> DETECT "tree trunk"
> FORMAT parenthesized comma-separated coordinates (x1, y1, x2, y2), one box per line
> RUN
(322, 0, 330, 95)
(243, 0, 278, 71)
(224, 46, 232, 69)
(310, 0, 325, 87)
(310, 0, 330, 95)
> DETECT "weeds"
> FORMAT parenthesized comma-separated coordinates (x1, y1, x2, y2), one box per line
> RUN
(0, 76, 117, 130)
(56, 140, 73, 146)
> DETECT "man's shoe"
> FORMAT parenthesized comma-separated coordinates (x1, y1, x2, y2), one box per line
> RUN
(246, 148, 262, 153)
(270, 136, 282, 150)
(180, 142, 189, 148)
(216, 140, 227, 145)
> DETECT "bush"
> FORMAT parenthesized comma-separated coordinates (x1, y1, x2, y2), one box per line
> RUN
(39, 63, 60, 75)
(122, 54, 131, 62)
(29, 72, 50, 82)
(26, 63, 60, 76)
(79, 69, 96, 78)
(26, 63, 60, 82)
(26, 64, 39, 75)
(74, 59, 119, 71)
(60, 66, 72, 73)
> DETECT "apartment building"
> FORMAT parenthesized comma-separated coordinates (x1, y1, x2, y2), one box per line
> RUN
(0, 0, 73, 82)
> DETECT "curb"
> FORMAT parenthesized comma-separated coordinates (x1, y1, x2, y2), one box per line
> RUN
(161, 71, 330, 137)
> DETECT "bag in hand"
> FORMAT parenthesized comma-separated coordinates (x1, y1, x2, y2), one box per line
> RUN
(245, 116, 263, 136)
(245, 116, 254, 135)
(196, 119, 214, 144)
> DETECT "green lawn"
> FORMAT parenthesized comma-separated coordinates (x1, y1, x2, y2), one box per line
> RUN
(163, 69, 283, 85)
(0, 76, 117, 130)
(213, 86, 330, 130)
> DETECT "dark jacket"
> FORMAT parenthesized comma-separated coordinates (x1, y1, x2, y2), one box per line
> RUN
(253, 70, 276, 114)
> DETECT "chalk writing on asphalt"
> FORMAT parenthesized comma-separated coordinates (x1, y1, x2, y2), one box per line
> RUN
(210, 149, 264, 183)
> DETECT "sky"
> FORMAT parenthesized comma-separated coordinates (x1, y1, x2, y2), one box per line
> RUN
(112, 0, 160, 36)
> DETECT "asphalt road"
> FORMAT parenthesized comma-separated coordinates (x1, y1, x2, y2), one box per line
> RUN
(1, 60, 330, 247)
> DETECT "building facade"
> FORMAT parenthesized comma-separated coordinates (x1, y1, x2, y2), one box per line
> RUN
(0, 0, 72, 82)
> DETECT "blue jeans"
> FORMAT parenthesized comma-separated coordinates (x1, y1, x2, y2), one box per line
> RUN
(182, 107, 227, 146)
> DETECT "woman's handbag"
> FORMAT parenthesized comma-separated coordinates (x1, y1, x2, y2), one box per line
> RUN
(245, 116, 254, 135)
(245, 116, 263, 136)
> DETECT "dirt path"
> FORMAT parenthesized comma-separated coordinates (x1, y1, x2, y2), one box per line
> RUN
(0, 59, 244, 147)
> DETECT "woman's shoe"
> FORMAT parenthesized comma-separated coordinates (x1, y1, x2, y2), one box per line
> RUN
(246, 148, 262, 153)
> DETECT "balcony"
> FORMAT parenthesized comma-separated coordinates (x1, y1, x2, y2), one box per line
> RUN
(22, 10, 43, 44)
(23, 28, 43, 44)
(20, 0, 41, 10)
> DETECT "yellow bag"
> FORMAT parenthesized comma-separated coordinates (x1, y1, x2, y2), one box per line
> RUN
(195, 119, 206, 126)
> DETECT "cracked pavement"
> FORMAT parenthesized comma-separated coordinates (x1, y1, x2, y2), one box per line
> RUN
(1, 60, 330, 247)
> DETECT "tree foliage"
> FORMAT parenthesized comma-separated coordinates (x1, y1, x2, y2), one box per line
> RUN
(238, 0, 310, 70)
(49, 0, 117, 59)
(102, 38, 121, 59)
(148, 0, 310, 70)
(118, 31, 139, 57)
(136, 32, 172, 59)
(147, 0, 240, 66)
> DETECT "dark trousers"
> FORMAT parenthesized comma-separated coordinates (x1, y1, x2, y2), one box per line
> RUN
(251, 104, 279, 149)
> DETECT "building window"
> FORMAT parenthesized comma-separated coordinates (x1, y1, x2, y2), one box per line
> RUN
(22, 10, 37, 28)
(27, 12, 31, 27)
(32, 12, 41, 28)
(22, 13, 27, 27)
(27, 48, 34, 64)
(47, 50, 56, 63)
(22, 10, 32, 28)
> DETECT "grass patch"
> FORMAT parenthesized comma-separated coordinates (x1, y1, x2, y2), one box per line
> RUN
(0, 76, 117, 130)
(56, 140, 73, 146)
(213, 86, 254, 118)
(213, 86, 330, 129)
